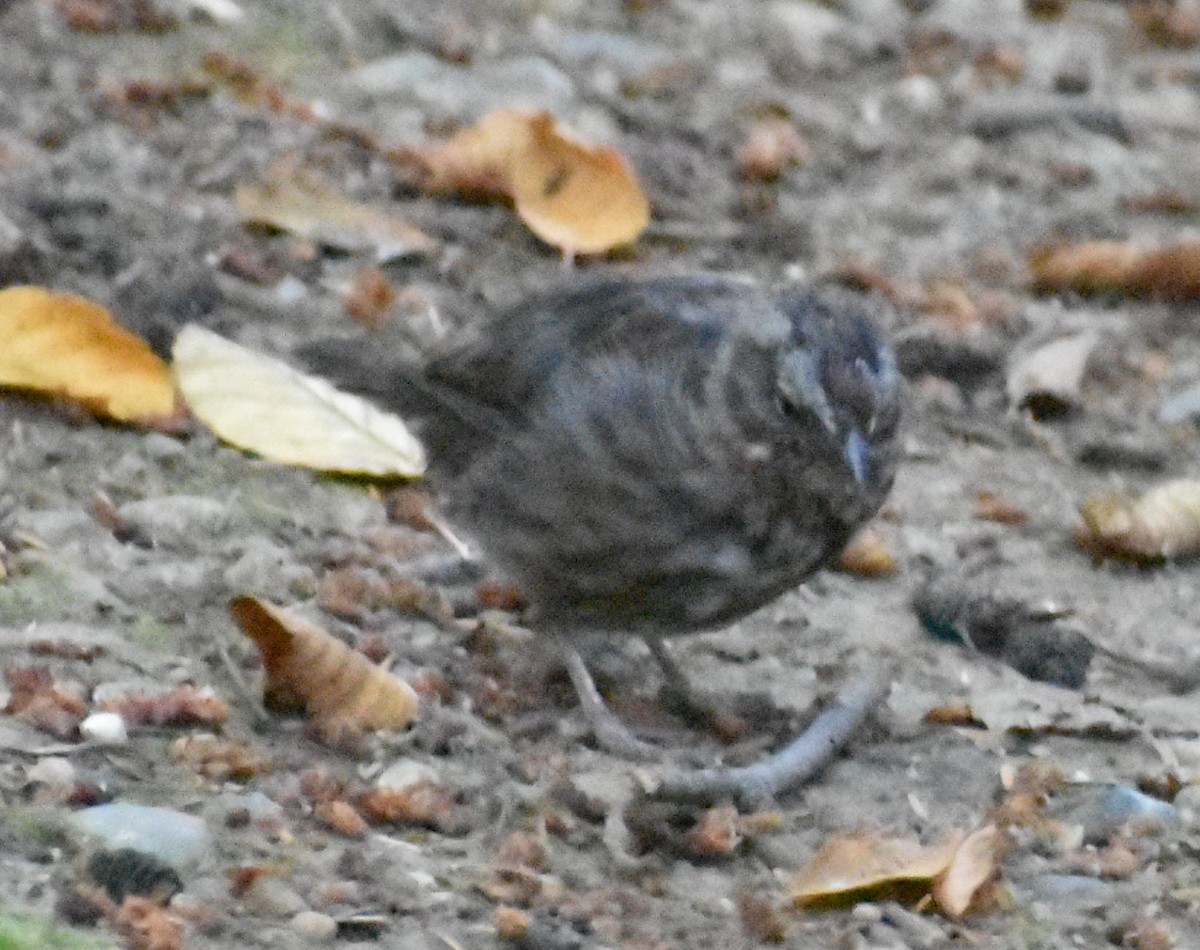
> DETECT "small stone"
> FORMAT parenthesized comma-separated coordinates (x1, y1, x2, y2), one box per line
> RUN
(291, 910, 337, 943)
(74, 803, 209, 867)
(851, 902, 884, 925)
(1028, 873, 1113, 908)
(377, 760, 439, 791)
(1160, 384, 1200, 425)
(79, 712, 128, 745)
(117, 496, 232, 549)
(27, 756, 77, 793)
(242, 877, 308, 918)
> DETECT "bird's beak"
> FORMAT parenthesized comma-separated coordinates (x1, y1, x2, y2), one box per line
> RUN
(844, 429, 868, 485)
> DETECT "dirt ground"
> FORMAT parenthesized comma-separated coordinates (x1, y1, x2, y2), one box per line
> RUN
(3, 0, 1200, 947)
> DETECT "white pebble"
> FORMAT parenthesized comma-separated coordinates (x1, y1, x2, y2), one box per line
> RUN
(80, 712, 128, 745)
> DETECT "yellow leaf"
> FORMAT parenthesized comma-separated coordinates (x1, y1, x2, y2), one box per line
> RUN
(410, 109, 650, 255)
(0, 286, 181, 427)
(235, 170, 436, 261)
(790, 830, 960, 909)
(229, 595, 418, 742)
(172, 324, 426, 476)
(933, 825, 1002, 918)
(508, 112, 650, 255)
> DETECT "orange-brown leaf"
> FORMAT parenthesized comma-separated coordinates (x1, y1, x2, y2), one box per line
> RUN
(229, 595, 418, 741)
(1030, 240, 1200, 300)
(508, 112, 649, 254)
(972, 491, 1031, 525)
(409, 109, 649, 255)
(408, 108, 533, 198)
(0, 286, 183, 427)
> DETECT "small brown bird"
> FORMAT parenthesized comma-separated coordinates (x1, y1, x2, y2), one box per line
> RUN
(306, 273, 901, 801)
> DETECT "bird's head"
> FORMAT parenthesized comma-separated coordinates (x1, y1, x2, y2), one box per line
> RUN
(775, 288, 901, 494)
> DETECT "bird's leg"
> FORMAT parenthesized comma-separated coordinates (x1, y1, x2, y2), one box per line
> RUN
(643, 636, 721, 723)
(561, 644, 661, 761)
(644, 636, 760, 743)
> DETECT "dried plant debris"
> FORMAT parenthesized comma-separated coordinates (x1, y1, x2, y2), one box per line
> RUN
(1006, 332, 1099, 418)
(914, 571, 1095, 688)
(789, 825, 1002, 918)
(4, 665, 88, 739)
(1029, 240, 1200, 301)
(229, 595, 419, 743)
(234, 168, 436, 261)
(403, 108, 649, 256)
(1075, 479, 1200, 563)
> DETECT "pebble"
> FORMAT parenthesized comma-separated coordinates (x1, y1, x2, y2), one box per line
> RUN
(242, 877, 308, 918)
(1064, 784, 1179, 844)
(26, 756, 77, 798)
(141, 433, 186, 461)
(377, 760, 439, 791)
(222, 536, 311, 598)
(74, 802, 209, 867)
(1170, 784, 1200, 830)
(851, 902, 884, 925)
(1159, 384, 1200, 425)
(349, 54, 575, 120)
(765, 1, 848, 68)
(291, 910, 338, 943)
(117, 496, 233, 549)
(1028, 873, 1114, 908)
(79, 711, 128, 745)
(533, 21, 675, 77)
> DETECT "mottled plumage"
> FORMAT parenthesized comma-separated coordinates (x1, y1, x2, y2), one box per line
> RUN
(303, 273, 901, 773)
(412, 274, 900, 635)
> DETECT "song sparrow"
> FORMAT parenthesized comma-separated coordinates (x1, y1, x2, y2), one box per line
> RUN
(306, 273, 901, 799)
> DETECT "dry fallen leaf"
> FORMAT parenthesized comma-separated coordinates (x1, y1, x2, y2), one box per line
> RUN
(0, 286, 183, 428)
(411, 107, 531, 198)
(1006, 332, 1099, 417)
(790, 830, 961, 909)
(4, 665, 87, 739)
(235, 170, 436, 261)
(343, 265, 399, 326)
(1075, 479, 1200, 562)
(932, 825, 1003, 917)
(170, 735, 271, 781)
(409, 108, 649, 255)
(229, 595, 419, 741)
(172, 325, 426, 476)
(1030, 240, 1200, 301)
(508, 112, 650, 255)
(972, 490, 1031, 525)
(1128, 1, 1200, 49)
(315, 799, 369, 838)
(837, 528, 897, 577)
(112, 896, 183, 950)
(923, 701, 985, 728)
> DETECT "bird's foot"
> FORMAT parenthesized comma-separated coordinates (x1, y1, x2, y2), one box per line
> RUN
(652, 662, 895, 807)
